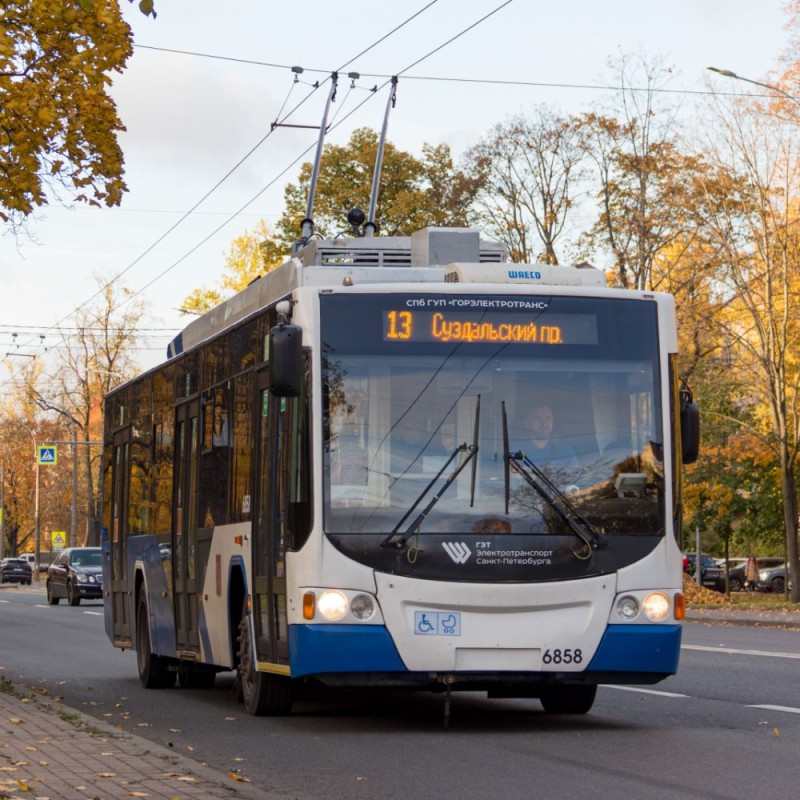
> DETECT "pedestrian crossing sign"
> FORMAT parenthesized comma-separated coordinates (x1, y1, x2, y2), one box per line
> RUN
(37, 446, 57, 465)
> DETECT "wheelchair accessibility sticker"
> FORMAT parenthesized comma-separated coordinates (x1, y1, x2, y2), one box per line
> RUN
(414, 611, 461, 636)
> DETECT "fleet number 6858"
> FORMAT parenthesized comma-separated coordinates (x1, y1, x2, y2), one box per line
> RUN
(542, 648, 583, 665)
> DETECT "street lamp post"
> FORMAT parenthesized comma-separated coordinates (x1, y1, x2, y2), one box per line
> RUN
(31, 431, 41, 583)
(707, 66, 800, 110)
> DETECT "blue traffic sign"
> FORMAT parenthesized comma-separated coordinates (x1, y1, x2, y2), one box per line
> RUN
(37, 446, 57, 465)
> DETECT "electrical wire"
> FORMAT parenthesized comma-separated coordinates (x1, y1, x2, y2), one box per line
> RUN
(106, 1, 517, 312)
(132, 44, 773, 101)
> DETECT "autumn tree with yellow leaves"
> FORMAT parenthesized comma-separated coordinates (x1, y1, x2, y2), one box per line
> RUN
(685, 85, 800, 599)
(0, 0, 135, 228)
(180, 220, 285, 315)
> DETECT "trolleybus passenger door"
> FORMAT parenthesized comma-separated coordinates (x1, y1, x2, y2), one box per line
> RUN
(110, 428, 132, 643)
(173, 400, 201, 654)
(251, 370, 289, 665)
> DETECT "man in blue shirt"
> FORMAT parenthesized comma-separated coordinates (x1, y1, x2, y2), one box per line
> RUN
(524, 403, 579, 481)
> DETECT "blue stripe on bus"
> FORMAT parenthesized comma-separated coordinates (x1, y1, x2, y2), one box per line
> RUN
(587, 624, 682, 673)
(288, 624, 406, 676)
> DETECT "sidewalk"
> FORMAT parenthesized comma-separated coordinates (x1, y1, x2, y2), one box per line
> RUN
(0, 682, 278, 800)
(685, 606, 800, 628)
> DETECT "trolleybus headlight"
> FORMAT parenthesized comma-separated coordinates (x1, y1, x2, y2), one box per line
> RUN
(642, 592, 670, 621)
(318, 590, 348, 621)
(350, 594, 375, 620)
(616, 595, 640, 620)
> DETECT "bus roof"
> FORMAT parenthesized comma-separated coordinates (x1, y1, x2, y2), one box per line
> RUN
(168, 227, 604, 358)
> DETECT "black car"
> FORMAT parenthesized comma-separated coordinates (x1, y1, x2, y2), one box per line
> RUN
(0, 558, 33, 585)
(46, 547, 103, 606)
(683, 553, 724, 591)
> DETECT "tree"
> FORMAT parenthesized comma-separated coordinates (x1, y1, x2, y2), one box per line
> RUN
(575, 54, 703, 290)
(695, 91, 800, 601)
(276, 128, 479, 245)
(181, 220, 285, 315)
(14, 278, 147, 546)
(463, 107, 583, 264)
(0, 0, 133, 228)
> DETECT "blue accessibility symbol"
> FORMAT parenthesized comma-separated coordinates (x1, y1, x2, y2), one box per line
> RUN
(414, 611, 461, 636)
(416, 612, 436, 634)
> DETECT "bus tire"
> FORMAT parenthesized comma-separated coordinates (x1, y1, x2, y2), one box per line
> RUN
(237, 603, 294, 716)
(136, 594, 175, 689)
(539, 684, 597, 714)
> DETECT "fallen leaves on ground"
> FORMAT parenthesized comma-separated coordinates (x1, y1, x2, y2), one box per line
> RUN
(683, 574, 731, 605)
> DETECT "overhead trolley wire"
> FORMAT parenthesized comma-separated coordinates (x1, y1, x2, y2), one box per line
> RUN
(114, 0, 516, 312)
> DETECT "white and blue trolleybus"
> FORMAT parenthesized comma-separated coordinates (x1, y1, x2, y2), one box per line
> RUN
(102, 224, 699, 717)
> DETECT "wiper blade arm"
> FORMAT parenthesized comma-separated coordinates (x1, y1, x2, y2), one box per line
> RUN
(381, 444, 478, 549)
(507, 450, 605, 559)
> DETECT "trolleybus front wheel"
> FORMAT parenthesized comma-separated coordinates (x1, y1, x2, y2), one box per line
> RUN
(136, 594, 176, 689)
(237, 602, 294, 716)
(539, 684, 596, 714)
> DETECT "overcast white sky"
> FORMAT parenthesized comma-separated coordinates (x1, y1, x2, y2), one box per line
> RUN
(0, 0, 793, 386)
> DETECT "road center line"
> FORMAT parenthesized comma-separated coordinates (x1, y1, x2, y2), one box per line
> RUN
(683, 644, 800, 660)
(602, 685, 689, 698)
(747, 704, 800, 714)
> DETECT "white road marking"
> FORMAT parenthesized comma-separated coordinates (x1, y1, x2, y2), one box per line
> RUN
(747, 704, 800, 715)
(683, 644, 800, 660)
(83, 611, 103, 616)
(602, 685, 689, 698)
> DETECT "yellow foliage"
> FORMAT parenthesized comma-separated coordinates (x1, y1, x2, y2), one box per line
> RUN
(182, 220, 285, 314)
(0, 0, 134, 224)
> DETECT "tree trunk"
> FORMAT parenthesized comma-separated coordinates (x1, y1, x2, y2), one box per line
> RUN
(779, 452, 800, 602)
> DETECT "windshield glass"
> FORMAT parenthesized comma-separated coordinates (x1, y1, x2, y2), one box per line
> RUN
(321, 293, 664, 549)
(71, 549, 101, 567)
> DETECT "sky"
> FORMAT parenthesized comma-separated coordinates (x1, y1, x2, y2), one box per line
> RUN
(0, 0, 794, 389)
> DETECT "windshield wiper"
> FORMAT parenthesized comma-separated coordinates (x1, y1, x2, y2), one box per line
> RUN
(382, 397, 481, 550)
(501, 401, 605, 559)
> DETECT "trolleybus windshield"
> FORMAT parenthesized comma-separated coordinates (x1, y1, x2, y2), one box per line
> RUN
(320, 293, 665, 580)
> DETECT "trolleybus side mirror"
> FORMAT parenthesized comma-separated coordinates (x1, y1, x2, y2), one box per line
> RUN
(269, 323, 303, 397)
(680, 388, 700, 465)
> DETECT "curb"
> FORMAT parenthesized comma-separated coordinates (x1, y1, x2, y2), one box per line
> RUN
(685, 610, 800, 629)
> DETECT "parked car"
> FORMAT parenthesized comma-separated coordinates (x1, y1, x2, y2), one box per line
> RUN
(0, 557, 33, 585)
(757, 564, 792, 594)
(684, 552, 724, 591)
(45, 547, 103, 606)
(725, 557, 784, 592)
(16, 553, 49, 573)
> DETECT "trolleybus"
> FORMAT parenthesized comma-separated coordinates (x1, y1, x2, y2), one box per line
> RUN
(102, 224, 699, 716)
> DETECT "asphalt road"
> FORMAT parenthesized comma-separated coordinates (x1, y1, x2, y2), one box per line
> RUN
(2, 586, 799, 799)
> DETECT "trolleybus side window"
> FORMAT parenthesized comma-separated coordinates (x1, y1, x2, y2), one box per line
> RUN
(199, 384, 231, 527)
